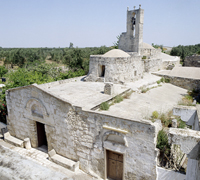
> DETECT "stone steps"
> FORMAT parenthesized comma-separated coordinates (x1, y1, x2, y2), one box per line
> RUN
(48, 149, 79, 172)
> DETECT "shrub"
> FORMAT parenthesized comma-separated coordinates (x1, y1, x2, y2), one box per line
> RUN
(0, 66, 8, 77)
(165, 78, 170, 83)
(142, 56, 147, 60)
(178, 95, 194, 106)
(156, 129, 170, 155)
(177, 118, 186, 129)
(185, 94, 193, 101)
(157, 80, 161, 84)
(0, 102, 7, 124)
(100, 102, 109, 110)
(160, 113, 172, 127)
(141, 88, 149, 93)
(160, 77, 165, 83)
(114, 95, 123, 103)
(152, 111, 159, 119)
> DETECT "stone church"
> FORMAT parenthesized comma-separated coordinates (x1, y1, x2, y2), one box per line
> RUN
(85, 5, 179, 84)
(4, 5, 183, 180)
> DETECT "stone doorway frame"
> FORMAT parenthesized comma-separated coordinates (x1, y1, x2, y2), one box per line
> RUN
(28, 119, 49, 149)
(104, 148, 125, 180)
(36, 121, 48, 148)
(102, 131, 128, 180)
(99, 64, 105, 77)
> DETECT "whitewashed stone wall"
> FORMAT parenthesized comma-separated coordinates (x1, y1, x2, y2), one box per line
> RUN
(144, 58, 162, 72)
(6, 85, 159, 179)
(85, 55, 144, 84)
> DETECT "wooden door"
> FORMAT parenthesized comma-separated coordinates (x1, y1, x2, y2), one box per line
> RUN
(107, 150, 123, 180)
(36, 121, 47, 147)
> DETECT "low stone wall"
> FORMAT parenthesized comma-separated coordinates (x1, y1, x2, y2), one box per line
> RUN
(185, 55, 200, 67)
(154, 74, 200, 91)
(38, 76, 86, 89)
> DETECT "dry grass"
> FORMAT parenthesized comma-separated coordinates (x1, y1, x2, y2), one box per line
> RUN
(123, 90, 133, 99)
(178, 95, 195, 106)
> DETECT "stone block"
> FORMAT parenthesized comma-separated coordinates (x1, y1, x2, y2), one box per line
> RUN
(50, 153, 79, 172)
(24, 138, 31, 149)
(48, 149, 56, 157)
(172, 119, 177, 128)
(4, 132, 24, 148)
(104, 83, 114, 95)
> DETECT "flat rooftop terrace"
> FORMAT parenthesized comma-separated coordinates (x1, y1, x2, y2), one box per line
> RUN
(38, 74, 188, 120)
(100, 83, 187, 119)
(39, 81, 129, 110)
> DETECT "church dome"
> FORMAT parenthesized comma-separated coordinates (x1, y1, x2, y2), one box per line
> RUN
(142, 42, 155, 49)
(102, 49, 130, 58)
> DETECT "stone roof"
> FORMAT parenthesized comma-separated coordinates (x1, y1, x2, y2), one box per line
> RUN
(160, 52, 179, 62)
(102, 49, 130, 58)
(169, 67, 200, 79)
(155, 67, 200, 80)
(142, 42, 155, 49)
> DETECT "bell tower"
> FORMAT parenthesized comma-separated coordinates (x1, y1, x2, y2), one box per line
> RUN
(118, 5, 144, 54)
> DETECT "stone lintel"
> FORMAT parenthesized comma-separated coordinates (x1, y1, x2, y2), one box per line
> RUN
(103, 125, 128, 134)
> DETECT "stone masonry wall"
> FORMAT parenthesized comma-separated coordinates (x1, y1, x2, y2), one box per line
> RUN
(154, 74, 200, 91)
(144, 58, 162, 72)
(86, 55, 144, 84)
(184, 55, 200, 67)
(6, 85, 158, 180)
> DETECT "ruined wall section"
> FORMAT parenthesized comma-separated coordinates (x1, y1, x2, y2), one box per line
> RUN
(6, 85, 158, 180)
(140, 48, 161, 58)
(184, 55, 200, 67)
(144, 58, 162, 72)
(85, 55, 144, 84)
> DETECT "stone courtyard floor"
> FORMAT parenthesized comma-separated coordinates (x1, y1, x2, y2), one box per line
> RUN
(0, 139, 96, 180)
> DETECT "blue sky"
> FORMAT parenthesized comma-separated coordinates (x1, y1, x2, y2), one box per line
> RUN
(0, 0, 200, 48)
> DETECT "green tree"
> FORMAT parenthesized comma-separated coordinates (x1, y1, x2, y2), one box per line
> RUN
(70, 48, 83, 68)
(0, 66, 8, 77)
(69, 42, 74, 49)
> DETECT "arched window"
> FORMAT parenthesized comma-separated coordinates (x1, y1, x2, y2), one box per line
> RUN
(31, 104, 43, 118)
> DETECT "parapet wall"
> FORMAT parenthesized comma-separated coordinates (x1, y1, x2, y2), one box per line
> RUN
(154, 74, 200, 91)
(38, 76, 86, 89)
(184, 55, 200, 67)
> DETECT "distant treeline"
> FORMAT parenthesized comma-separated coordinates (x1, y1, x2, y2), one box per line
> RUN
(0, 45, 113, 123)
(170, 44, 200, 61)
(0, 46, 112, 70)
